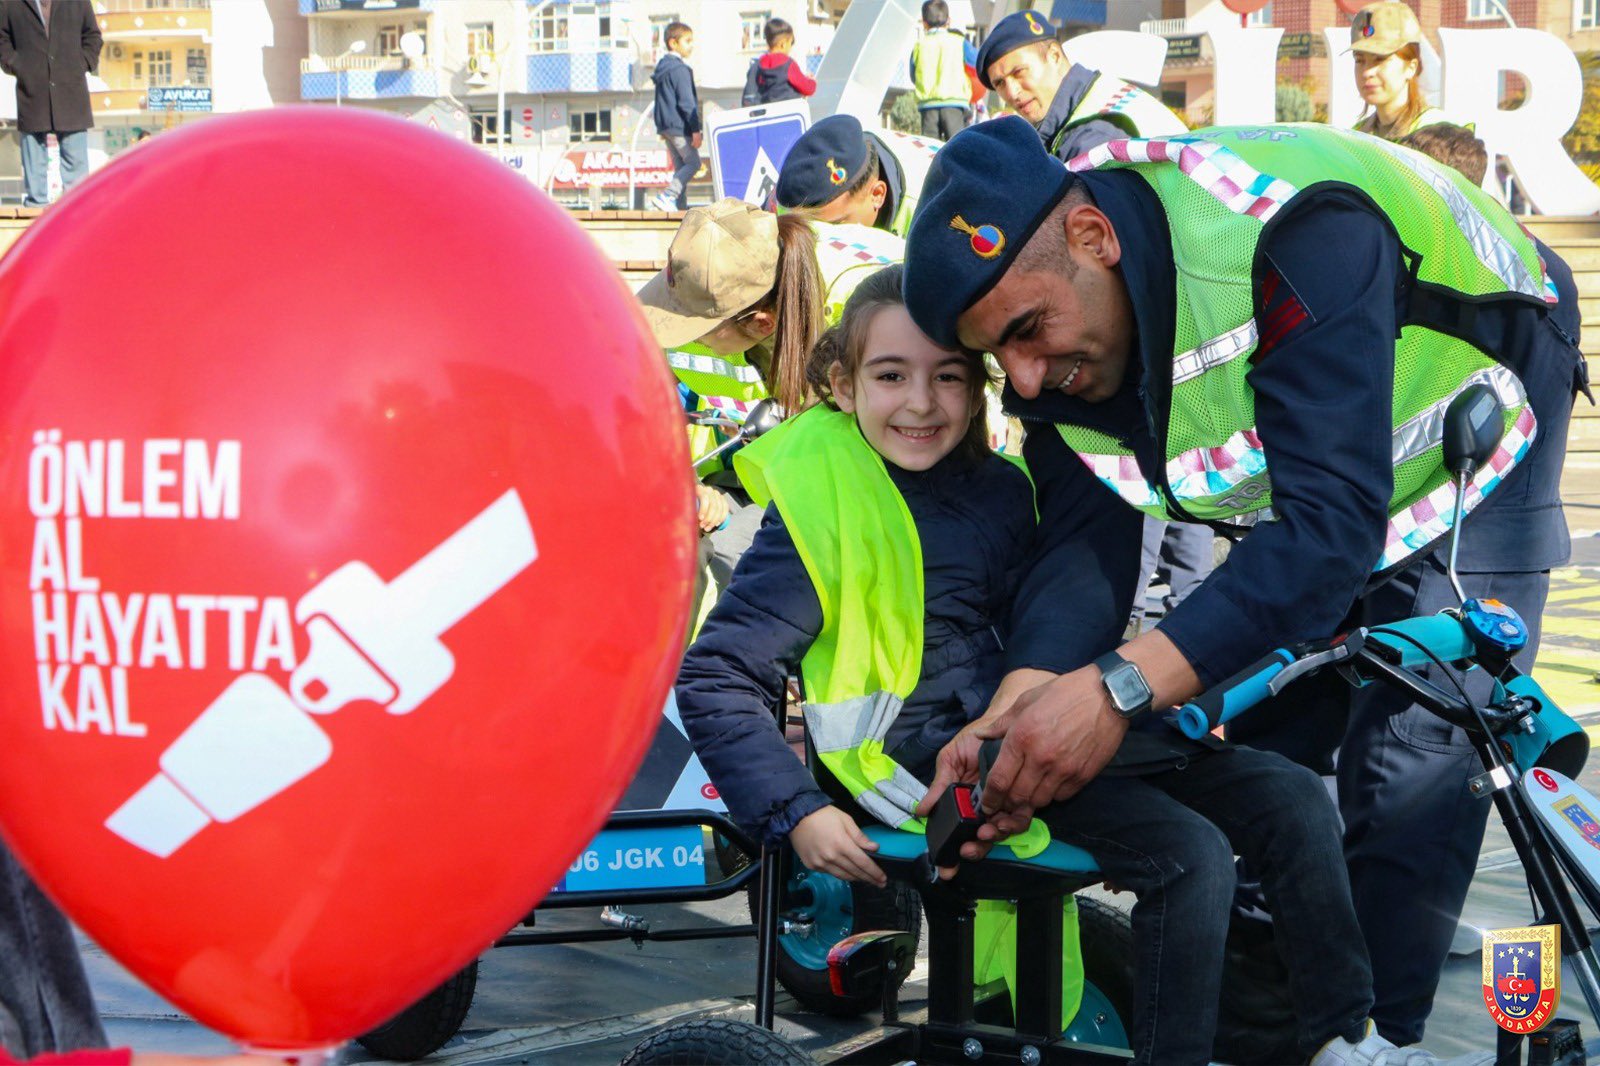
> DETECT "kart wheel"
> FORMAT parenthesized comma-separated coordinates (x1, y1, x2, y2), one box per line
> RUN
(356, 960, 478, 1060)
(748, 866, 923, 1016)
(712, 831, 751, 878)
(622, 1019, 811, 1065)
(1074, 898, 1135, 1048)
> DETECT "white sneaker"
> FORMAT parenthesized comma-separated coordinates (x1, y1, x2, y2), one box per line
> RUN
(1310, 1032, 1495, 1066)
(649, 191, 679, 212)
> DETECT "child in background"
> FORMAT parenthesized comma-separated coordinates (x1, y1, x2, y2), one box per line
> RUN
(649, 21, 701, 213)
(741, 17, 816, 106)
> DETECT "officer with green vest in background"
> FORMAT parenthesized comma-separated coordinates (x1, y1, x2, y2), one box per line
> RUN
(774, 114, 939, 239)
(976, 8, 1186, 162)
(903, 118, 1585, 1055)
(909, 0, 973, 140)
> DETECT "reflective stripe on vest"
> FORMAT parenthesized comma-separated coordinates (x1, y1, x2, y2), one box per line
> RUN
(1054, 72, 1188, 156)
(812, 220, 906, 325)
(1059, 125, 1549, 574)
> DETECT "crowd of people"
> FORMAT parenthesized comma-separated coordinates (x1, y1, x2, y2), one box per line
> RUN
(649, 3, 1588, 1065)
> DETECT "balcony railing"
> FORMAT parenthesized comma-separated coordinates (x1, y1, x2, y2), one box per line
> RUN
(1139, 18, 1190, 35)
(300, 53, 415, 74)
(98, 6, 210, 36)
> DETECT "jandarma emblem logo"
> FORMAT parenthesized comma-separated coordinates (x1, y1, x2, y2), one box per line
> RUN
(827, 158, 848, 185)
(950, 214, 1005, 259)
(1482, 925, 1561, 1034)
(1024, 11, 1047, 34)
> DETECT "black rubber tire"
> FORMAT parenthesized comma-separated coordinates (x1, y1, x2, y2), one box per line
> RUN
(747, 873, 923, 1017)
(1077, 897, 1136, 1036)
(1211, 912, 1300, 1065)
(622, 1019, 812, 1065)
(356, 960, 479, 1061)
(711, 832, 751, 879)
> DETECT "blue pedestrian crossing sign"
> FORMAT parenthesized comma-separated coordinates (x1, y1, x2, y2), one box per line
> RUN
(705, 99, 812, 207)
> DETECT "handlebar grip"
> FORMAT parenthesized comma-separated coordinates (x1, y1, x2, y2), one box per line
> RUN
(1365, 614, 1474, 667)
(1176, 649, 1296, 739)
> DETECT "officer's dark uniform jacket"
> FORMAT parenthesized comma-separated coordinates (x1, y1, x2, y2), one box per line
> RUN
(1004, 169, 1587, 711)
(1035, 64, 1133, 163)
(677, 449, 1034, 844)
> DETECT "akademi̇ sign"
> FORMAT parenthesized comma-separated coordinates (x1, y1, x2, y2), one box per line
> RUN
(550, 149, 674, 190)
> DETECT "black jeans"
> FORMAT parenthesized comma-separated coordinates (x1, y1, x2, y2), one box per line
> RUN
(1038, 745, 1372, 1065)
(920, 106, 967, 141)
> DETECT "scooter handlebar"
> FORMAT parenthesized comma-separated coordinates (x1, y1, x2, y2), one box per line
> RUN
(1175, 649, 1297, 739)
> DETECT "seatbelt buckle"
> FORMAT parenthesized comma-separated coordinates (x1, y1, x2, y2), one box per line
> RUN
(925, 782, 985, 880)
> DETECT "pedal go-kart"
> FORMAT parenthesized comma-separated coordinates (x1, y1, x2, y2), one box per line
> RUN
(620, 384, 1600, 1065)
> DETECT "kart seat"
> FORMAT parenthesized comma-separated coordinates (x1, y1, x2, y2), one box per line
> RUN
(862, 825, 1101, 900)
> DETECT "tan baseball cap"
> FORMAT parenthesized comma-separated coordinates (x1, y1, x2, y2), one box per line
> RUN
(636, 198, 780, 350)
(1350, 1, 1422, 55)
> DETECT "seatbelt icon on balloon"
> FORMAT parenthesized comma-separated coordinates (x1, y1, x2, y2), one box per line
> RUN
(105, 490, 539, 858)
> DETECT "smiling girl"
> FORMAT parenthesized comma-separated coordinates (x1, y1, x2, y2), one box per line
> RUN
(673, 263, 1035, 883)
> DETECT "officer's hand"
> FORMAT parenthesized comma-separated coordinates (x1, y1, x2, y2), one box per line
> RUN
(695, 483, 729, 533)
(982, 665, 1129, 814)
(790, 805, 885, 887)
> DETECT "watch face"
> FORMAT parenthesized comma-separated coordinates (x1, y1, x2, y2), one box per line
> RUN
(1104, 663, 1151, 714)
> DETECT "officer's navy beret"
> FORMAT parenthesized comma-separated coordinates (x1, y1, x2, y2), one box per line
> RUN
(975, 9, 1057, 89)
(776, 115, 871, 210)
(904, 115, 1075, 350)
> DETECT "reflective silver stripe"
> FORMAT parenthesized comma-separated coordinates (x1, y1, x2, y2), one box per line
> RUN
(1172, 319, 1258, 385)
(1390, 365, 1527, 468)
(804, 691, 903, 753)
(856, 790, 916, 828)
(876, 765, 929, 815)
(1365, 135, 1543, 300)
(667, 350, 763, 385)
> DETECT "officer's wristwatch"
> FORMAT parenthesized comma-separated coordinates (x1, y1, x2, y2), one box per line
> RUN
(1093, 651, 1153, 720)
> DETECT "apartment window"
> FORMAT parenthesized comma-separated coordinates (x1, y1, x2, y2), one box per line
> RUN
(471, 109, 512, 146)
(132, 50, 142, 81)
(1467, 0, 1501, 18)
(740, 11, 771, 51)
(530, 6, 569, 51)
(1580, 0, 1600, 27)
(378, 24, 403, 56)
(649, 14, 680, 54)
(568, 106, 612, 143)
(147, 49, 172, 87)
(466, 22, 496, 60)
(185, 48, 206, 85)
(1244, 2, 1272, 25)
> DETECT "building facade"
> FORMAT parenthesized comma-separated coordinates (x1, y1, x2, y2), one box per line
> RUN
(298, 0, 841, 205)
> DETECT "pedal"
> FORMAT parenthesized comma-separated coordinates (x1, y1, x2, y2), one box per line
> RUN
(1528, 1018, 1584, 1065)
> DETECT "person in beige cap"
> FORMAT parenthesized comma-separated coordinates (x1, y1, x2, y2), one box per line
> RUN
(639, 197, 903, 413)
(640, 198, 903, 607)
(1350, 1, 1448, 141)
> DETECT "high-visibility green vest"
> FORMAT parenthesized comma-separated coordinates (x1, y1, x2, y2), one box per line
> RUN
(1353, 105, 1452, 139)
(912, 27, 971, 109)
(1049, 71, 1188, 157)
(1060, 125, 1554, 574)
(812, 219, 905, 324)
(735, 403, 1079, 1023)
(867, 129, 939, 238)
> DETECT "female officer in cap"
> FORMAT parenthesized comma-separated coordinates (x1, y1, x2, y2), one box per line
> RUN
(1351, 1, 1450, 141)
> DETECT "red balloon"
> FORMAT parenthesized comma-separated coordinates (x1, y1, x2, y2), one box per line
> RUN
(0, 110, 693, 1049)
(1221, 0, 1274, 12)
